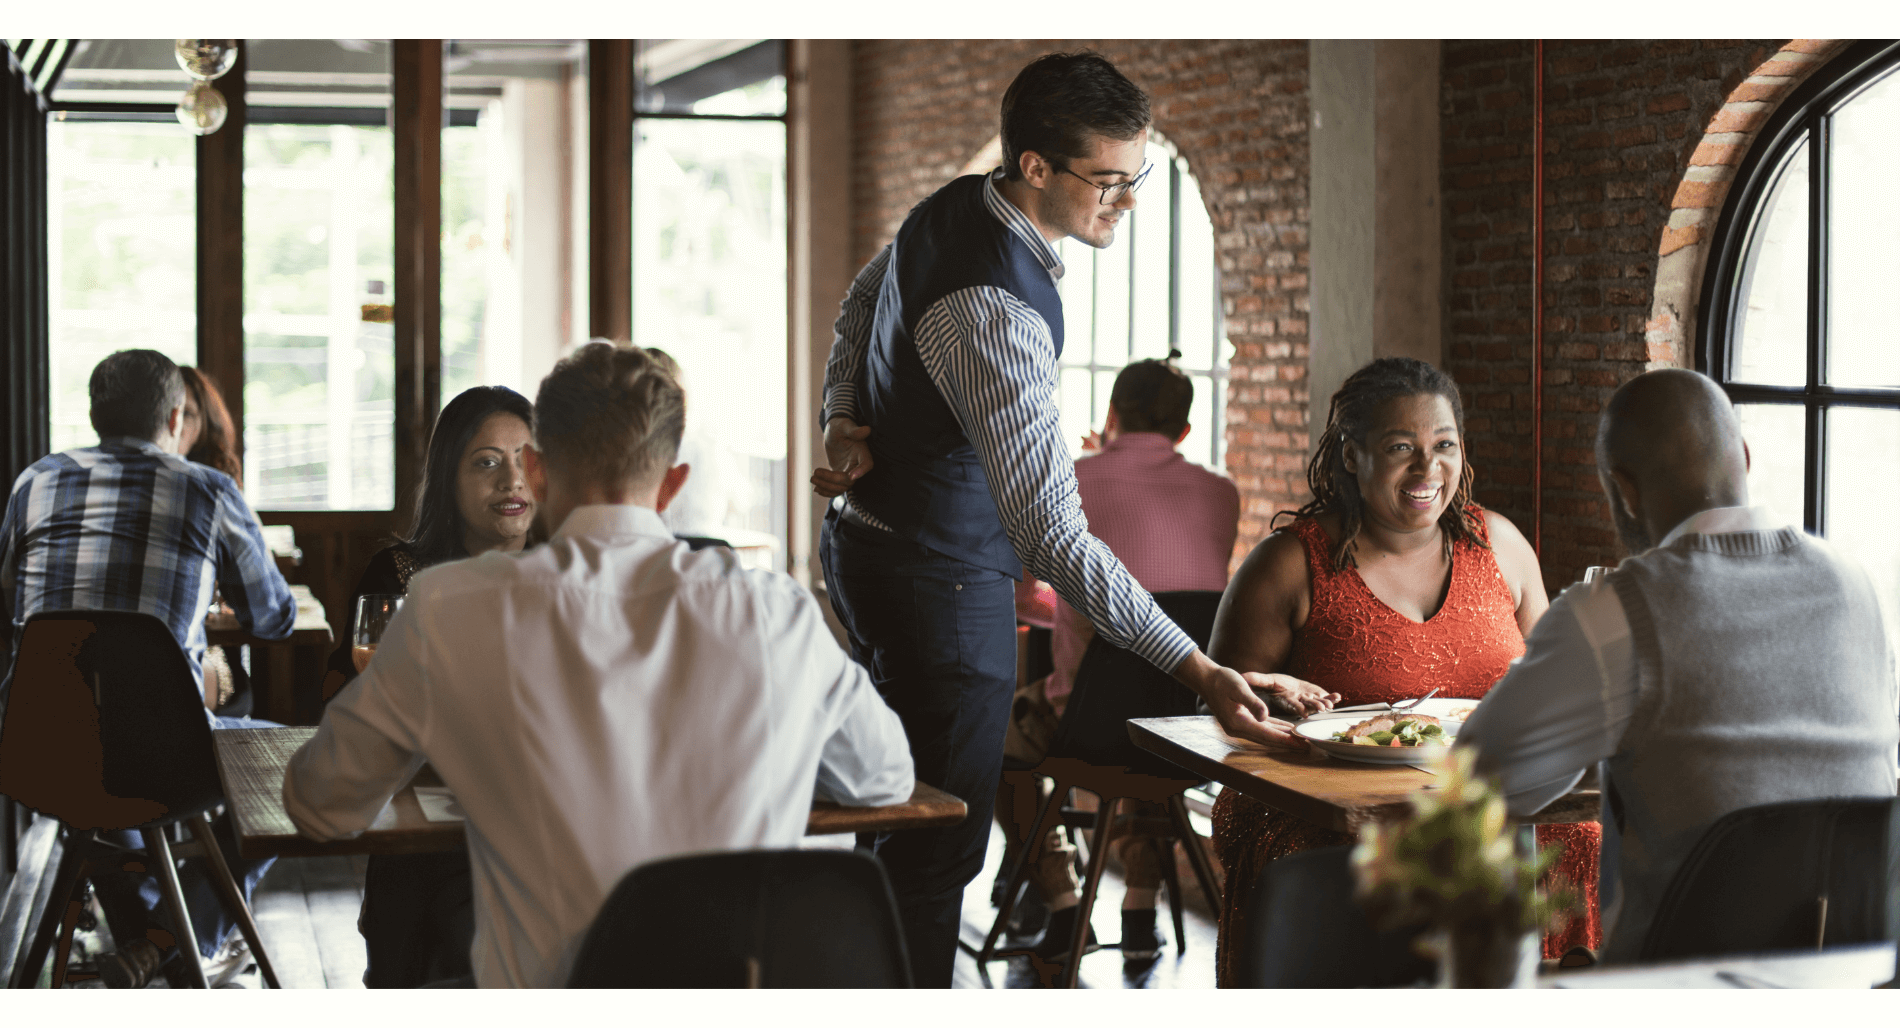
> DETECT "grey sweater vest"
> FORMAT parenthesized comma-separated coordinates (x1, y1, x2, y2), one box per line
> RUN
(1600, 526, 1899, 962)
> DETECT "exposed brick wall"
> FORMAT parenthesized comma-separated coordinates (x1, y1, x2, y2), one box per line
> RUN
(1440, 39, 1791, 592)
(850, 40, 1312, 562)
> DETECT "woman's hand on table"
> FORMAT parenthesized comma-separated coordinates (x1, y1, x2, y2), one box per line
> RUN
(1174, 652, 1305, 750)
(1243, 672, 1341, 718)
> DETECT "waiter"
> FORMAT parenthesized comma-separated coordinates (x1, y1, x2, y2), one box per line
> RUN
(814, 51, 1301, 987)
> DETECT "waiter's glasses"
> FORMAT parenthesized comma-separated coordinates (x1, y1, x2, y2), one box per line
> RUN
(1057, 161, 1152, 205)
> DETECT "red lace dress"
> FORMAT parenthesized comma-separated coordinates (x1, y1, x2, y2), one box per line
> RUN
(1209, 512, 1601, 986)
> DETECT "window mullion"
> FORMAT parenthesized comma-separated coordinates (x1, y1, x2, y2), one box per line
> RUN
(1168, 157, 1181, 353)
(1806, 107, 1829, 535)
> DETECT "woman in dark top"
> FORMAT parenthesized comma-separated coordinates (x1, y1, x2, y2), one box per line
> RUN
(321, 384, 538, 988)
(179, 366, 256, 718)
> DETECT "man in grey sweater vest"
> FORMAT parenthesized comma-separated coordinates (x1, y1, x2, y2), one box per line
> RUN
(1459, 368, 1899, 963)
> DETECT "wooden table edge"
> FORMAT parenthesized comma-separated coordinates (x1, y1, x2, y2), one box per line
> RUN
(1126, 716, 1598, 831)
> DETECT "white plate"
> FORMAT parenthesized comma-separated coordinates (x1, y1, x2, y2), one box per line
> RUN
(1295, 715, 1459, 765)
(1304, 698, 1482, 723)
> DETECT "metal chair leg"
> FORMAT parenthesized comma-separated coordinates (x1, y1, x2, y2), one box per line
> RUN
(972, 776, 1068, 965)
(141, 828, 209, 989)
(14, 827, 91, 989)
(1153, 835, 1187, 955)
(1060, 796, 1120, 989)
(4, 796, 17, 873)
(186, 814, 279, 988)
(1168, 794, 1223, 914)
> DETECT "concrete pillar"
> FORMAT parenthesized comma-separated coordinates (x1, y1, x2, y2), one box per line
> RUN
(1308, 40, 1443, 454)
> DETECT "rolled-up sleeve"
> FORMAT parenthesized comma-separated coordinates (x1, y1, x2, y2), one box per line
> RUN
(1460, 585, 1636, 816)
(822, 244, 891, 428)
(283, 598, 429, 840)
(915, 289, 1197, 674)
(213, 479, 296, 641)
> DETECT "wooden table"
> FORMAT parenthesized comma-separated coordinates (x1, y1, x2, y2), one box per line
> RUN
(206, 585, 333, 724)
(1543, 940, 1897, 989)
(213, 728, 967, 859)
(1127, 716, 1599, 833)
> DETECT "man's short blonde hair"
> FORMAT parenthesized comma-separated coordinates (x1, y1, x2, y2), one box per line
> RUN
(533, 342, 685, 490)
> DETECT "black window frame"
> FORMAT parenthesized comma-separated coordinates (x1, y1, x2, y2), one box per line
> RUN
(1697, 38, 1900, 535)
(1055, 145, 1228, 472)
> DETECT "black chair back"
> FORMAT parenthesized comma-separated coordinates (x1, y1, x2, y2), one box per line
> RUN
(1640, 796, 1900, 962)
(567, 849, 912, 988)
(1048, 590, 1221, 778)
(1242, 844, 1435, 988)
(0, 610, 222, 831)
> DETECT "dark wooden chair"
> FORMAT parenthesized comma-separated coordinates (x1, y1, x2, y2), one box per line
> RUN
(969, 591, 1226, 988)
(1241, 844, 1434, 987)
(1639, 795, 1900, 962)
(567, 849, 910, 988)
(0, 610, 279, 988)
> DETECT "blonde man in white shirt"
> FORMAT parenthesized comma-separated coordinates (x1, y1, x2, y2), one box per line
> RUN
(283, 343, 915, 988)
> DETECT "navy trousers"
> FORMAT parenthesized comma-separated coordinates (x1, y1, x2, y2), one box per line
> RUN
(820, 509, 1016, 988)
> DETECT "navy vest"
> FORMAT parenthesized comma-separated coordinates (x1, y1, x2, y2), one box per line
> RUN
(852, 174, 1064, 579)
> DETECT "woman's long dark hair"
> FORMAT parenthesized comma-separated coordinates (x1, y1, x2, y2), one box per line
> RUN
(1278, 356, 1486, 571)
(181, 367, 243, 487)
(405, 385, 536, 566)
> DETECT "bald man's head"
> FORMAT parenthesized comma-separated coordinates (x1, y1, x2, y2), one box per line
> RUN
(1595, 368, 1750, 553)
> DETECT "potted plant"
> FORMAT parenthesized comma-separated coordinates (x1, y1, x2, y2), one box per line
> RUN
(1351, 747, 1578, 988)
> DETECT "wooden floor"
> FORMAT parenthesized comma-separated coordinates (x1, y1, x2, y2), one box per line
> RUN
(949, 819, 1219, 990)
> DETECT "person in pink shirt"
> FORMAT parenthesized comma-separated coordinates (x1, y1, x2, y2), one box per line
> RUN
(1009, 354, 1239, 968)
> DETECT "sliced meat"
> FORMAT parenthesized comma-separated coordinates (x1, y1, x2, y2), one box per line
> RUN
(1342, 713, 1442, 739)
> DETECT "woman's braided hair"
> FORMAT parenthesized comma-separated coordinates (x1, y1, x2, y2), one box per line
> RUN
(1276, 356, 1487, 571)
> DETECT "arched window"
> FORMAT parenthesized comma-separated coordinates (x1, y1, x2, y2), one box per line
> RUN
(1700, 39, 1900, 635)
(1052, 137, 1230, 471)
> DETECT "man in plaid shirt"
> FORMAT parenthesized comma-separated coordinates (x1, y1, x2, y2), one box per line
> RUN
(1, 348, 296, 986)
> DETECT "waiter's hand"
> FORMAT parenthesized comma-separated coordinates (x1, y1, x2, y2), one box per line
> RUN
(1244, 672, 1340, 718)
(1173, 651, 1304, 750)
(812, 417, 875, 499)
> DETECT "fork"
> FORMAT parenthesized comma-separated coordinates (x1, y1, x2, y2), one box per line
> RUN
(1392, 688, 1440, 712)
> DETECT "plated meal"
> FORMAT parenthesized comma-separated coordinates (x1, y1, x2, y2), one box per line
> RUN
(1327, 713, 1448, 747)
(1292, 697, 1475, 764)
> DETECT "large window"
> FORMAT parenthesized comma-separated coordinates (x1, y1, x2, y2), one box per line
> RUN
(244, 123, 396, 510)
(46, 120, 197, 454)
(632, 40, 788, 568)
(1702, 40, 1900, 643)
(1054, 138, 1230, 471)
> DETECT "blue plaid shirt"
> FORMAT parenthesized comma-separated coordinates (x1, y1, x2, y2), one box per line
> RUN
(0, 437, 297, 698)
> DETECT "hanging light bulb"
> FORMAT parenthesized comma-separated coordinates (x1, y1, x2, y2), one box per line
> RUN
(174, 39, 238, 80)
(176, 80, 228, 136)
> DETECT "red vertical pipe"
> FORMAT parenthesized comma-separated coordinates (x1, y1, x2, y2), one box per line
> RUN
(1531, 40, 1545, 557)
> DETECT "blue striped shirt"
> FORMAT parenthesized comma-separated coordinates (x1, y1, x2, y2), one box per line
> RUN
(1, 438, 297, 695)
(824, 172, 1198, 674)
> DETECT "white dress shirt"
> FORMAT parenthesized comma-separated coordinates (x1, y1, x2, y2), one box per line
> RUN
(283, 504, 914, 988)
(1460, 506, 1792, 816)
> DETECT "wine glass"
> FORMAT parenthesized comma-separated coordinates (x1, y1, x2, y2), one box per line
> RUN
(353, 594, 403, 674)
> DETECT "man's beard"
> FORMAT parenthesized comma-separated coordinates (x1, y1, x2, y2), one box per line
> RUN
(1611, 500, 1653, 555)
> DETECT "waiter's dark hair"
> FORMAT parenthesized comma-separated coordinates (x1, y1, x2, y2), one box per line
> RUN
(999, 51, 1151, 182)
(405, 385, 536, 566)
(89, 349, 185, 441)
(1279, 357, 1486, 571)
(1109, 353, 1193, 438)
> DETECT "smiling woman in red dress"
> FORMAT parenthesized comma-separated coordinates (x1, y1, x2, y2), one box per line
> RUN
(1206, 357, 1601, 987)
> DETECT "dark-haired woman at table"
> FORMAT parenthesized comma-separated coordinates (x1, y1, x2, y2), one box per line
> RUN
(179, 366, 256, 717)
(1206, 357, 1600, 986)
(321, 384, 538, 988)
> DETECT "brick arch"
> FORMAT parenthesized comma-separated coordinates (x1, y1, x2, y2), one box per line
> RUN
(1644, 40, 1848, 370)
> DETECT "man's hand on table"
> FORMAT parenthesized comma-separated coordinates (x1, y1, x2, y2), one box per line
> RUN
(1174, 651, 1305, 750)
(812, 417, 875, 499)
(1244, 672, 1341, 719)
